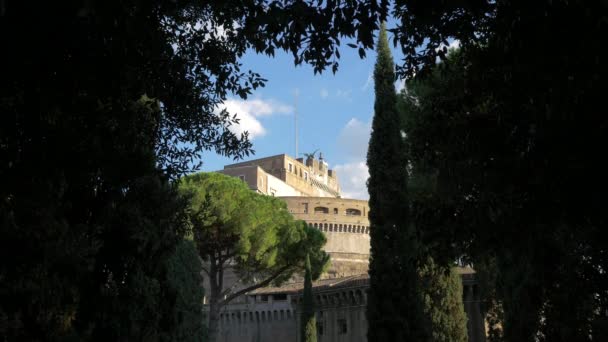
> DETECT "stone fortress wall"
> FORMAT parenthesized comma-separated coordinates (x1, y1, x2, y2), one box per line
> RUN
(215, 270, 485, 342)
(280, 196, 371, 278)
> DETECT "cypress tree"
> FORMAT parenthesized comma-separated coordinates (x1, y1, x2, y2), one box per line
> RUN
(366, 24, 429, 341)
(419, 259, 468, 342)
(301, 254, 317, 342)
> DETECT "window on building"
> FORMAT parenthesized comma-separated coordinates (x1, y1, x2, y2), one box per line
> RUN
(273, 293, 287, 301)
(314, 206, 329, 214)
(260, 295, 269, 302)
(238, 175, 245, 181)
(304, 171, 308, 180)
(303, 203, 308, 214)
(345, 208, 362, 216)
(333, 208, 338, 214)
(338, 319, 347, 334)
(288, 163, 293, 172)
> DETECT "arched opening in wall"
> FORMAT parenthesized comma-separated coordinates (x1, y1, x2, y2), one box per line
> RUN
(328, 223, 333, 231)
(323, 223, 328, 230)
(355, 289, 363, 304)
(287, 310, 292, 319)
(280, 310, 285, 320)
(261, 311, 266, 322)
(250, 312, 254, 322)
(345, 208, 362, 216)
(314, 222, 318, 228)
(274, 310, 278, 320)
(314, 206, 329, 214)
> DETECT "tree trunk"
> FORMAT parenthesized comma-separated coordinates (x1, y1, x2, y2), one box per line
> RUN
(207, 257, 221, 342)
(207, 297, 221, 342)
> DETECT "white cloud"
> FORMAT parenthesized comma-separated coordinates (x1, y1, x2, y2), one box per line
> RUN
(334, 162, 369, 200)
(337, 118, 371, 160)
(395, 78, 406, 93)
(449, 39, 461, 50)
(361, 70, 373, 91)
(435, 39, 461, 52)
(219, 98, 293, 139)
(333, 117, 372, 200)
(320, 88, 329, 99)
(336, 88, 352, 101)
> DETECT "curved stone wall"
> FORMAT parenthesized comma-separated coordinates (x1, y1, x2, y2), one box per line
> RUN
(280, 196, 370, 277)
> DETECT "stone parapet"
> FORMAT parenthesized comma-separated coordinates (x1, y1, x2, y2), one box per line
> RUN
(280, 196, 371, 278)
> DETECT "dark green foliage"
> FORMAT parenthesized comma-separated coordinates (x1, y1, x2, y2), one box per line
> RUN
(164, 238, 206, 342)
(304, 319, 317, 342)
(301, 254, 317, 342)
(396, 53, 469, 341)
(419, 259, 468, 342)
(179, 172, 328, 342)
(366, 24, 429, 341)
(0, 1, 383, 340)
(398, 0, 608, 335)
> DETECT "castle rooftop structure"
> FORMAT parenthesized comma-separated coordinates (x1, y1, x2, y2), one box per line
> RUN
(218, 153, 340, 198)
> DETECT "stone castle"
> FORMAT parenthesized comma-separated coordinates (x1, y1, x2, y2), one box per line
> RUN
(212, 153, 486, 342)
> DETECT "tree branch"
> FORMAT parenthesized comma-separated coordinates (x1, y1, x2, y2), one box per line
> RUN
(201, 264, 210, 276)
(219, 264, 293, 305)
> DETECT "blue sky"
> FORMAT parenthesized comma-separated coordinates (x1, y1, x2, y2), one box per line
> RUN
(198, 29, 435, 200)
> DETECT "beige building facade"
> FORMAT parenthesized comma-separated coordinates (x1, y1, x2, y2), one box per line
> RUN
(218, 154, 340, 197)
(281, 196, 370, 278)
